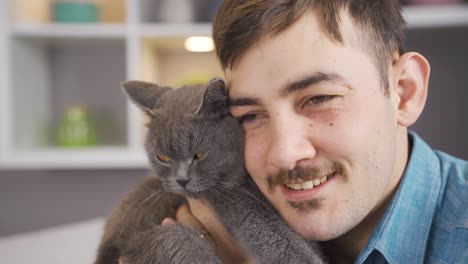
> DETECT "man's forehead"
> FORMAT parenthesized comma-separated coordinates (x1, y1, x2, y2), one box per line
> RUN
(224, 12, 362, 94)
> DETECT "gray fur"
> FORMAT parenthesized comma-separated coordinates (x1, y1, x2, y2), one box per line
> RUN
(95, 79, 326, 264)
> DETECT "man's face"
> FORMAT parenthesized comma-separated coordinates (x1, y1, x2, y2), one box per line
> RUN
(227, 12, 405, 240)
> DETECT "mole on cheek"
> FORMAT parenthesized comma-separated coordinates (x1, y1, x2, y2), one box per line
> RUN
(329, 123, 334, 126)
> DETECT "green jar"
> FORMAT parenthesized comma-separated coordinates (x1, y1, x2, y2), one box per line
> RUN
(53, 2, 99, 23)
(56, 106, 97, 148)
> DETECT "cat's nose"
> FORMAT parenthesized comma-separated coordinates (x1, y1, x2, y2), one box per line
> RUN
(176, 179, 190, 188)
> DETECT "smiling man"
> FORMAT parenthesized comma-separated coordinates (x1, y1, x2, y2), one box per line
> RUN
(172, 1, 468, 263)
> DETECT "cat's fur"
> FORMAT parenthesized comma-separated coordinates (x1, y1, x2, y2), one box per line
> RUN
(94, 79, 326, 264)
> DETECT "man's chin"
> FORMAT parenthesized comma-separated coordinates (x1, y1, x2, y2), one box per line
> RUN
(279, 202, 342, 241)
(291, 220, 342, 241)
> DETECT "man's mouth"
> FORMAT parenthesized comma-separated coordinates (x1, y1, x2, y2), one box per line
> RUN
(280, 172, 337, 202)
(284, 174, 331, 190)
(266, 161, 343, 193)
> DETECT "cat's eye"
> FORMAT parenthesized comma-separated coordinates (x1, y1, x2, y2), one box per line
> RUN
(194, 152, 205, 159)
(157, 155, 172, 163)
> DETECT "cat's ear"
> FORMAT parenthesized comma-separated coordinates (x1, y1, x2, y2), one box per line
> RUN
(122, 81, 171, 116)
(196, 78, 229, 116)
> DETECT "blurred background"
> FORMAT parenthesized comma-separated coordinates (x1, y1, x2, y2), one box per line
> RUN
(0, 0, 467, 263)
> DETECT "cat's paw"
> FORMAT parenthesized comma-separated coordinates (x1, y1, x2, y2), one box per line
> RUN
(121, 224, 221, 264)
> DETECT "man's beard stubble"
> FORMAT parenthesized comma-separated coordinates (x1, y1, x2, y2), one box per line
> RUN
(266, 161, 344, 213)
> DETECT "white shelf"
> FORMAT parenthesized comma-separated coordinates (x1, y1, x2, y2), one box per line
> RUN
(404, 4, 468, 28)
(0, 148, 149, 170)
(139, 23, 212, 37)
(11, 23, 127, 38)
(10, 23, 212, 39)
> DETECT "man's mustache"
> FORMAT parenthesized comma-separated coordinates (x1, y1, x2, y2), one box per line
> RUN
(266, 161, 343, 192)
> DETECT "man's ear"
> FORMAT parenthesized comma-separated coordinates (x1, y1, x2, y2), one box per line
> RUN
(392, 52, 430, 127)
(121, 81, 171, 116)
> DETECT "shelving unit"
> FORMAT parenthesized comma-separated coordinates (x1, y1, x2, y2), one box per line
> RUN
(403, 4, 468, 28)
(0, 1, 467, 169)
(12, 23, 127, 38)
(0, 0, 221, 170)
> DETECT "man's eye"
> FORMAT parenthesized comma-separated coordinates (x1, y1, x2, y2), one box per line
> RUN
(238, 113, 258, 124)
(306, 95, 336, 105)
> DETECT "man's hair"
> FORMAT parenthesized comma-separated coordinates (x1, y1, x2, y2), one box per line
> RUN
(212, 0, 406, 93)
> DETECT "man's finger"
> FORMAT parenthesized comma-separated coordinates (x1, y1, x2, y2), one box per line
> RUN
(176, 204, 205, 231)
(175, 204, 215, 247)
(161, 217, 176, 226)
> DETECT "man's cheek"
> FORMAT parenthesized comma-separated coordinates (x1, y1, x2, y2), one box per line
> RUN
(244, 136, 266, 170)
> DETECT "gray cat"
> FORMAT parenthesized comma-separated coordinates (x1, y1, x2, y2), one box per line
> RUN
(94, 79, 326, 264)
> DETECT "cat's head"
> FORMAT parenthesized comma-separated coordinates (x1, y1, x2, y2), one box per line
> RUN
(122, 79, 245, 198)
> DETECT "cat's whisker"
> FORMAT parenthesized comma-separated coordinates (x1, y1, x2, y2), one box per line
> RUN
(212, 185, 239, 207)
(141, 189, 164, 204)
(220, 182, 268, 208)
(115, 185, 169, 235)
(146, 192, 168, 212)
(213, 183, 248, 207)
(118, 192, 144, 219)
(210, 185, 224, 198)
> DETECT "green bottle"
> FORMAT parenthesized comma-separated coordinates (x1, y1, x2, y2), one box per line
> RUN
(56, 106, 97, 147)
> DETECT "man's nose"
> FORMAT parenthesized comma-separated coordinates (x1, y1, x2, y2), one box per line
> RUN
(266, 110, 316, 171)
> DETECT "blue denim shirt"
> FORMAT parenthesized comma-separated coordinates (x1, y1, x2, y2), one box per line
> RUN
(355, 132, 467, 264)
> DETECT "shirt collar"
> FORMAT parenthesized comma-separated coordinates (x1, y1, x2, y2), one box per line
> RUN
(356, 132, 442, 264)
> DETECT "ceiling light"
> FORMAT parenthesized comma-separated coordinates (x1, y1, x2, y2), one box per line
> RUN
(184, 36, 214, 52)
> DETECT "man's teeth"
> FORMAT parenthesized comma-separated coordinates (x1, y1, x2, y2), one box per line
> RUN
(313, 178, 321, 186)
(285, 176, 329, 190)
(302, 181, 314, 189)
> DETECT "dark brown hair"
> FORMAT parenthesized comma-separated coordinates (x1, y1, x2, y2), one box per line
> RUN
(212, 0, 406, 92)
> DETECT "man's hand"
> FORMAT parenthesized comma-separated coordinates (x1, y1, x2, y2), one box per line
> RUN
(119, 199, 251, 264)
(166, 199, 251, 264)
(161, 203, 216, 247)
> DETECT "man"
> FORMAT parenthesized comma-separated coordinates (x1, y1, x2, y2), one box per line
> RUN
(166, 1, 467, 263)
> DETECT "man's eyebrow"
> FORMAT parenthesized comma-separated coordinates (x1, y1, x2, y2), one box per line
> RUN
(226, 80, 262, 107)
(228, 72, 346, 107)
(282, 72, 345, 96)
(228, 97, 259, 107)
